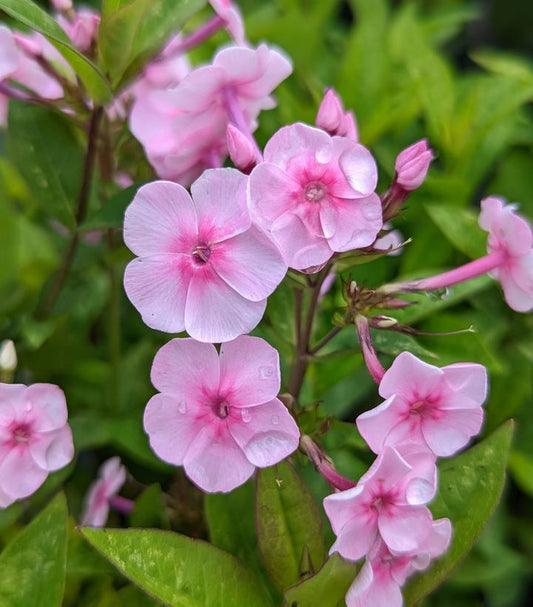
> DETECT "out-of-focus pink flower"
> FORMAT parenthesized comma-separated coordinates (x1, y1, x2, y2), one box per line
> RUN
(81, 457, 127, 527)
(226, 123, 259, 171)
(374, 222, 403, 256)
(130, 44, 291, 186)
(144, 336, 300, 493)
(248, 122, 382, 271)
(479, 196, 533, 312)
(56, 8, 100, 53)
(357, 352, 487, 457)
(209, 0, 246, 45)
(123, 169, 287, 342)
(0, 383, 74, 507)
(50, 0, 73, 10)
(394, 140, 432, 192)
(324, 447, 434, 561)
(0, 94, 8, 126)
(316, 88, 358, 141)
(346, 520, 451, 607)
(0, 25, 19, 81)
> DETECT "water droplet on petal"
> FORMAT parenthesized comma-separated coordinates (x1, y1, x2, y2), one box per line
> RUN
(177, 401, 187, 414)
(241, 408, 252, 423)
(271, 415, 279, 425)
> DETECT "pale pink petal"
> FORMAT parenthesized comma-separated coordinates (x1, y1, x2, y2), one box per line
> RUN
(0, 25, 20, 80)
(228, 398, 299, 466)
(13, 55, 63, 99)
(359, 447, 412, 489)
(337, 141, 378, 196)
(144, 393, 204, 466)
(346, 563, 403, 607)
(422, 407, 484, 457)
(379, 352, 444, 401)
(24, 383, 68, 432)
(323, 485, 366, 535)
(0, 447, 48, 499)
(345, 560, 373, 607)
(185, 265, 266, 342)
(167, 65, 226, 112)
(328, 515, 378, 561)
(124, 255, 191, 334)
(100, 457, 127, 496)
(501, 254, 533, 312)
(499, 206, 532, 256)
(441, 362, 487, 408)
(479, 196, 504, 232)
(211, 226, 286, 302)
(263, 123, 332, 170)
(151, 338, 220, 397)
(378, 504, 433, 553)
(183, 424, 255, 492)
(219, 336, 280, 406)
(28, 425, 73, 471)
(0, 384, 26, 425)
(81, 482, 109, 527)
(190, 168, 250, 242)
(356, 395, 405, 454)
(248, 162, 302, 224)
(123, 181, 198, 257)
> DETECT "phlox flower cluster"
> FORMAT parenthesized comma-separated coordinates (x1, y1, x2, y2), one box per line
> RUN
(324, 352, 487, 607)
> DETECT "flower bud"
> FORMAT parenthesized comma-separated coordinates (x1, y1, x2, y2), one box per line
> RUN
(0, 340, 17, 373)
(226, 124, 258, 172)
(50, 0, 73, 10)
(316, 88, 344, 134)
(395, 139, 432, 191)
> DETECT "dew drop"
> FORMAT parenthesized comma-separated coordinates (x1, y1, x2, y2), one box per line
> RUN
(271, 415, 279, 425)
(241, 408, 252, 423)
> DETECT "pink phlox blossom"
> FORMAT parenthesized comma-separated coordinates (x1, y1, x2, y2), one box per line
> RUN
(478, 196, 533, 312)
(249, 122, 382, 271)
(81, 456, 126, 527)
(357, 352, 487, 458)
(0, 383, 74, 507)
(123, 169, 287, 342)
(130, 44, 291, 186)
(143, 336, 300, 493)
(324, 446, 435, 562)
(316, 88, 358, 141)
(394, 140, 432, 192)
(346, 519, 451, 607)
(209, 0, 246, 45)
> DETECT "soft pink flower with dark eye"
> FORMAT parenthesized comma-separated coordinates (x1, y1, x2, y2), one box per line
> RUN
(144, 336, 300, 493)
(394, 140, 432, 192)
(479, 196, 533, 312)
(357, 352, 487, 457)
(248, 122, 382, 270)
(324, 447, 435, 561)
(123, 169, 287, 342)
(81, 457, 126, 527)
(0, 383, 74, 505)
(346, 520, 451, 607)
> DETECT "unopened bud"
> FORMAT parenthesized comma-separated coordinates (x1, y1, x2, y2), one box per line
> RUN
(373, 315, 397, 328)
(226, 124, 258, 172)
(395, 139, 433, 191)
(349, 280, 358, 296)
(13, 33, 42, 57)
(316, 88, 358, 141)
(0, 340, 17, 372)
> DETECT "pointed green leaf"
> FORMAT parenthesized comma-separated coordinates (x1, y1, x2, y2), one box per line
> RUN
(0, 0, 111, 102)
(405, 421, 514, 605)
(80, 528, 274, 607)
(0, 493, 68, 607)
(256, 461, 326, 592)
(282, 554, 358, 607)
(426, 204, 486, 259)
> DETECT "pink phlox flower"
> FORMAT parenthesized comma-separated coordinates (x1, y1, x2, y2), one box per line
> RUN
(81, 456, 127, 527)
(346, 519, 451, 607)
(478, 196, 533, 312)
(357, 352, 487, 458)
(324, 446, 435, 562)
(0, 383, 74, 506)
(248, 122, 382, 271)
(209, 0, 246, 45)
(394, 139, 432, 192)
(143, 336, 300, 493)
(316, 88, 358, 141)
(123, 169, 287, 342)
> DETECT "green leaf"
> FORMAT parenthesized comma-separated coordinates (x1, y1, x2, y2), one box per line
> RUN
(7, 102, 83, 229)
(99, 0, 205, 87)
(130, 484, 169, 529)
(404, 421, 514, 605)
(82, 184, 140, 231)
(256, 461, 326, 592)
(508, 450, 533, 497)
(0, 0, 111, 102)
(282, 553, 358, 607)
(0, 493, 68, 607)
(80, 528, 275, 607)
(371, 329, 438, 360)
(425, 204, 486, 259)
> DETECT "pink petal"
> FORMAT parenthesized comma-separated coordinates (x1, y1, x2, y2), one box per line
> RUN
(211, 225, 286, 302)
(228, 398, 299, 466)
(0, 25, 20, 80)
(360, 447, 412, 489)
(501, 252, 533, 312)
(0, 447, 48, 500)
(167, 65, 226, 112)
(328, 514, 378, 561)
(479, 196, 504, 232)
(123, 181, 198, 257)
(379, 352, 444, 401)
(422, 407, 484, 457)
(183, 423, 255, 492)
(0, 384, 26, 425)
(151, 338, 220, 397)
(29, 425, 74, 472)
(356, 395, 405, 454)
(346, 562, 403, 607)
(185, 265, 266, 342)
(100, 457, 127, 496)
(323, 485, 366, 535)
(263, 123, 332, 170)
(441, 362, 487, 408)
(499, 206, 532, 256)
(81, 482, 110, 527)
(337, 141, 378, 196)
(219, 336, 280, 406)
(24, 383, 68, 432)
(143, 393, 203, 466)
(124, 255, 192, 333)
(378, 504, 433, 553)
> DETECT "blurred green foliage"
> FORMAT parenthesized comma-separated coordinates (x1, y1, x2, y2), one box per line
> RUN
(1, 0, 533, 605)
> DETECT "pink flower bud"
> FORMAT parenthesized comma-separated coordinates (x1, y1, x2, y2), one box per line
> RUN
(226, 124, 258, 172)
(316, 88, 344, 134)
(394, 139, 433, 191)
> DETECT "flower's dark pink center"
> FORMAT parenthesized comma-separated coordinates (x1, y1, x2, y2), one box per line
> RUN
(192, 242, 212, 264)
(213, 399, 230, 419)
(12, 423, 32, 444)
(304, 181, 328, 202)
(410, 399, 433, 416)
(371, 491, 394, 513)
